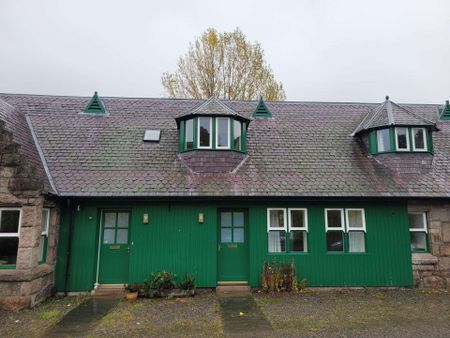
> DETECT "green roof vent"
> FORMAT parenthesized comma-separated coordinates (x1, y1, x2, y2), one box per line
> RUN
(440, 100, 450, 120)
(83, 91, 106, 114)
(252, 96, 272, 118)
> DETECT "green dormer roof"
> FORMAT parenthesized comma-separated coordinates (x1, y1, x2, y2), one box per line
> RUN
(252, 97, 272, 117)
(83, 91, 106, 114)
(440, 100, 450, 120)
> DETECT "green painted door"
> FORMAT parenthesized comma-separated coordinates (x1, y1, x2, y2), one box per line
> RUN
(218, 210, 248, 282)
(98, 211, 130, 284)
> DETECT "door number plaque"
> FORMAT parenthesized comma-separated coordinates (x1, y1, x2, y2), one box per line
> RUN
(109, 245, 120, 250)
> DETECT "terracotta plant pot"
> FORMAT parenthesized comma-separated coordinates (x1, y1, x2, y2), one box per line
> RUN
(126, 291, 138, 301)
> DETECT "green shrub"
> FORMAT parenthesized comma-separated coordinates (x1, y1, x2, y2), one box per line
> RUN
(178, 273, 196, 290)
(141, 270, 176, 297)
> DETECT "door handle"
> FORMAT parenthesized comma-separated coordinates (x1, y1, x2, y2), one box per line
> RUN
(218, 244, 221, 252)
(127, 246, 130, 253)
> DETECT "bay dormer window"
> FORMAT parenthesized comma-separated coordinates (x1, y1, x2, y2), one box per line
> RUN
(412, 128, 427, 151)
(216, 117, 230, 149)
(395, 127, 410, 151)
(198, 117, 212, 149)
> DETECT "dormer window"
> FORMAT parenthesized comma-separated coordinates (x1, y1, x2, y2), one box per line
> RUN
(233, 120, 242, 151)
(198, 117, 212, 149)
(370, 126, 432, 154)
(376, 129, 391, 152)
(216, 117, 230, 149)
(412, 128, 427, 151)
(185, 119, 194, 150)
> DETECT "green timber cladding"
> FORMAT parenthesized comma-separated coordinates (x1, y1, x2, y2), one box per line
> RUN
(55, 200, 413, 291)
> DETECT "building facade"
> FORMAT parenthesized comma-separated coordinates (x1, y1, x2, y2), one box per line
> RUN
(1, 93, 450, 310)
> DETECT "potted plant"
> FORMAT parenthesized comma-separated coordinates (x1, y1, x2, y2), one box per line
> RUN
(125, 283, 140, 301)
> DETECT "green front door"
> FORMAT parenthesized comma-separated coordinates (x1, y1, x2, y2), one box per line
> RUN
(218, 210, 248, 282)
(98, 210, 130, 284)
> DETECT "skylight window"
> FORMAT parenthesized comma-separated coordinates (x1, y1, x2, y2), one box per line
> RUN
(143, 130, 161, 142)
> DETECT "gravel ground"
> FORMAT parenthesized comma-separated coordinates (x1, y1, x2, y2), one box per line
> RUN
(0, 295, 88, 338)
(254, 288, 450, 338)
(90, 290, 222, 338)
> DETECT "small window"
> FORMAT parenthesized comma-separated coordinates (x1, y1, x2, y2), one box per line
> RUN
(198, 117, 212, 149)
(376, 129, 391, 152)
(233, 120, 242, 151)
(395, 127, 410, 151)
(288, 209, 308, 252)
(325, 208, 366, 253)
(102, 211, 130, 245)
(185, 119, 194, 150)
(216, 118, 230, 149)
(412, 128, 427, 152)
(267, 208, 286, 253)
(409, 212, 428, 252)
(39, 209, 50, 264)
(0, 208, 21, 267)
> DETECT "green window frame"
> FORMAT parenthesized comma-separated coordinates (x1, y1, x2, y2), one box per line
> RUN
(267, 208, 308, 253)
(409, 212, 428, 252)
(39, 208, 50, 264)
(0, 208, 21, 269)
(325, 208, 366, 253)
(370, 127, 432, 154)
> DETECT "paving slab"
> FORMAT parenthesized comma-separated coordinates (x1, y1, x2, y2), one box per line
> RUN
(218, 294, 273, 337)
(42, 297, 118, 337)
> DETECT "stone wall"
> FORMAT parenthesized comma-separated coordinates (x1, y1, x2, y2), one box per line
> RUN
(409, 200, 450, 289)
(0, 121, 60, 310)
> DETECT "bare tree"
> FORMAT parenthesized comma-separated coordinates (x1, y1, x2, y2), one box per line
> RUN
(162, 28, 286, 101)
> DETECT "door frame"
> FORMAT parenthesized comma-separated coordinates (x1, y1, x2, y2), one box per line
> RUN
(216, 208, 249, 283)
(94, 209, 131, 288)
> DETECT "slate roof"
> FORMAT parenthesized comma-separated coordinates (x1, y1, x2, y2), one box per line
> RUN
(353, 97, 436, 135)
(0, 98, 53, 193)
(176, 97, 249, 121)
(0, 93, 449, 198)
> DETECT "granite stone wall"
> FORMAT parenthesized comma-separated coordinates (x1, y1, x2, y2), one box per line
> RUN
(409, 200, 450, 289)
(0, 121, 59, 310)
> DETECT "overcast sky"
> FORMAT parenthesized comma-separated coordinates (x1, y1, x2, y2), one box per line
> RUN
(1, 0, 449, 103)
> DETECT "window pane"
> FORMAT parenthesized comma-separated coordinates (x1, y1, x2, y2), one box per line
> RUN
(116, 229, 128, 244)
(233, 228, 244, 243)
(347, 210, 364, 229)
(185, 119, 194, 150)
(104, 212, 116, 228)
(349, 231, 365, 252)
(413, 129, 425, 150)
(199, 117, 211, 147)
(269, 210, 285, 228)
(221, 212, 232, 227)
(233, 212, 244, 227)
(39, 235, 46, 261)
(117, 212, 129, 228)
(326, 231, 343, 252)
(377, 129, 391, 152)
(233, 120, 242, 150)
(41, 209, 49, 234)
(0, 237, 19, 265)
(396, 128, 408, 149)
(268, 230, 286, 253)
(0, 210, 20, 233)
(409, 213, 426, 230)
(326, 210, 342, 228)
(103, 229, 115, 244)
(411, 232, 427, 251)
(221, 228, 232, 243)
(290, 210, 305, 228)
(290, 230, 306, 252)
(217, 118, 229, 148)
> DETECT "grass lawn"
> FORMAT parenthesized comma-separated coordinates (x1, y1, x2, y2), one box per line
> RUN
(1, 289, 449, 337)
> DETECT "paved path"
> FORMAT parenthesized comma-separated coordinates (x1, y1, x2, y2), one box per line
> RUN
(218, 294, 273, 337)
(43, 297, 118, 337)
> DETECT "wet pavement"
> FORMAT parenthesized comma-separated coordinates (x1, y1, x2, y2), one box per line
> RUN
(218, 294, 273, 337)
(43, 297, 118, 337)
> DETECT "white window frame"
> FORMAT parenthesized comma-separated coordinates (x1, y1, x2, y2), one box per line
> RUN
(41, 208, 50, 236)
(325, 208, 345, 232)
(376, 128, 391, 152)
(267, 208, 287, 232)
(412, 128, 428, 152)
(0, 208, 22, 238)
(233, 119, 242, 150)
(395, 127, 410, 151)
(288, 208, 308, 231)
(215, 117, 230, 149)
(345, 208, 366, 232)
(197, 117, 212, 149)
(409, 212, 428, 233)
(184, 118, 194, 150)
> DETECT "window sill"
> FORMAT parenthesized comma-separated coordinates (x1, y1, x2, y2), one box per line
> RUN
(0, 265, 16, 269)
(267, 252, 308, 255)
(326, 252, 367, 255)
(180, 148, 246, 154)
